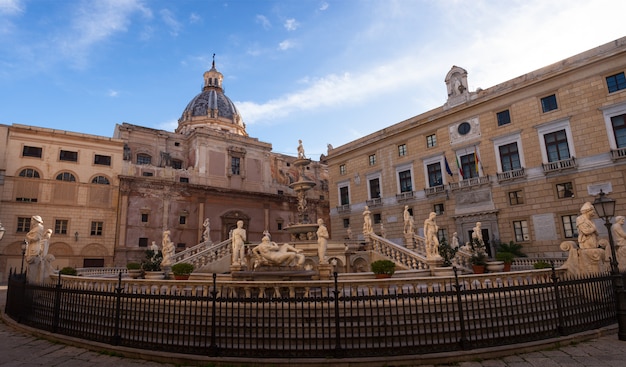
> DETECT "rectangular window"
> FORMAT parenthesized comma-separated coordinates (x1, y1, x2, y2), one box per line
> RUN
(562, 215, 578, 238)
(460, 153, 478, 179)
(339, 164, 346, 175)
(179, 216, 187, 225)
(611, 114, 626, 148)
(499, 142, 521, 172)
(373, 213, 382, 224)
(177, 243, 186, 248)
(179, 177, 189, 183)
(343, 218, 350, 228)
(556, 182, 574, 199)
(55, 219, 68, 235)
(497, 109, 511, 126)
(90, 221, 103, 236)
(59, 150, 78, 162)
(541, 94, 558, 113)
(398, 170, 412, 193)
(138, 237, 149, 247)
(438, 228, 448, 242)
(398, 144, 407, 157)
(434, 203, 444, 215)
(513, 220, 529, 242)
(277, 222, 283, 230)
(427, 163, 442, 187)
(508, 190, 524, 205)
(231, 157, 240, 175)
(544, 129, 570, 162)
(171, 159, 183, 169)
(17, 217, 30, 232)
(339, 186, 350, 205)
(142, 172, 153, 177)
(23, 146, 42, 158)
(368, 178, 381, 199)
(368, 154, 376, 166)
(94, 154, 111, 166)
(426, 134, 437, 148)
(141, 213, 149, 223)
(607, 72, 626, 93)
(137, 154, 152, 165)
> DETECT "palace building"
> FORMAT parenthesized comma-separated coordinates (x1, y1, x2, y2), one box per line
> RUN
(0, 60, 329, 276)
(325, 37, 626, 258)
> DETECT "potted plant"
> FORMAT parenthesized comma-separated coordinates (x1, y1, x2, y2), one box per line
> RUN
(142, 249, 164, 279)
(370, 259, 396, 278)
(171, 262, 194, 280)
(59, 266, 77, 276)
(469, 238, 487, 274)
(533, 260, 551, 269)
(434, 237, 458, 276)
(126, 262, 142, 279)
(495, 251, 515, 272)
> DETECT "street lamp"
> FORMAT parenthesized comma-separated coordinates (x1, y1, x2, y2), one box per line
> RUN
(593, 189, 626, 341)
(20, 240, 27, 275)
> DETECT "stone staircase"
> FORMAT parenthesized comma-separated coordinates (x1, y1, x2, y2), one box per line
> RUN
(171, 238, 232, 271)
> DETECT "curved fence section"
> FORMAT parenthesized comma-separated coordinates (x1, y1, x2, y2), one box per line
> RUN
(4, 268, 617, 360)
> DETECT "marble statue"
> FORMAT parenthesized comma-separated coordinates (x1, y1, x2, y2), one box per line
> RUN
(363, 206, 373, 234)
(423, 212, 441, 259)
(297, 139, 306, 159)
(317, 219, 329, 264)
(451, 232, 460, 249)
(161, 230, 175, 268)
(251, 236, 305, 268)
(231, 220, 246, 266)
(403, 206, 411, 234)
(472, 222, 483, 243)
(25, 215, 56, 283)
(380, 223, 386, 238)
(561, 202, 608, 275)
(202, 218, 211, 242)
(611, 215, 626, 271)
(346, 226, 352, 240)
(577, 202, 599, 249)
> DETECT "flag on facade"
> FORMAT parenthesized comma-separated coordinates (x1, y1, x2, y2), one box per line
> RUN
(444, 156, 453, 176)
(455, 155, 464, 179)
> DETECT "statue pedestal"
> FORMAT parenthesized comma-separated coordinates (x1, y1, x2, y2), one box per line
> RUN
(318, 263, 333, 280)
(230, 264, 246, 273)
(404, 233, 414, 247)
(427, 257, 444, 276)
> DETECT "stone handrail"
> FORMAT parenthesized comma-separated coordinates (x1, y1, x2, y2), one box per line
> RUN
(171, 238, 232, 269)
(53, 268, 564, 298)
(368, 233, 430, 270)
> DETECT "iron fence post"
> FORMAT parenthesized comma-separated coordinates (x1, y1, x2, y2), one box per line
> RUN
(209, 273, 219, 356)
(333, 271, 343, 357)
(52, 272, 62, 333)
(550, 261, 565, 335)
(453, 267, 468, 349)
(112, 272, 123, 345)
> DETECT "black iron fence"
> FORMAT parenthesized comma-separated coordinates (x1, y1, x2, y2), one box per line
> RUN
(4, 269, 617, 359)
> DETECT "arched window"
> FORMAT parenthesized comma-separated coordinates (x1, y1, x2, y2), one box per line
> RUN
(91, 175, 110, 185)
(19, 168, 40, 178)
(56, 172, 76, 182)
(137, 153, 152, 165)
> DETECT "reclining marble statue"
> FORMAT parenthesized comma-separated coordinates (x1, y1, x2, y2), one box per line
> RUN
(251, 235, 305, 269)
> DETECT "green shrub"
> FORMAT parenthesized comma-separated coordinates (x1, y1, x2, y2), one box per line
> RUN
(495, 252, 515, 263)
(126, 262, 141, 270)
(171, 262, 194, 275)
(370, 260, 396, 275)
(438, 237, 458, 267)
(497, 241, 526, 257)
(533, 260, 551, 269)
(59, 267, 77, 276)
(142, 249, 163, 271)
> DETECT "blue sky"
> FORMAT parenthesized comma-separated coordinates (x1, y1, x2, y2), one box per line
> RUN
(1, 0, 625, 158)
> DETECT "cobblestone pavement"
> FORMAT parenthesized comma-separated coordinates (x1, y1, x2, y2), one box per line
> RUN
(2, 286, 626, 366)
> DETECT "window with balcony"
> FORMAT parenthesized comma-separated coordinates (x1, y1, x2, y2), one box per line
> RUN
(611, 114, 626, 149)
(91, 221, 103, 236)
(541, 94, 558, 113)
(426, 134, 437, 148)
(398, 169, 412, 193)
(368, 177, 381, 199)
(460, 153, 478, 179)
(499, 142, 521, 172)
(561, 214, 578, 238)
(339, 185, 350, 206)
(59, 150, 78, 162)
(513, 220, 529, 242)
(544, 130, 570, 162)
(427, 162, 443, 187)
(496, 109, 511, 126)
(607, 72, 626, 93)
(537, 119, 576, 171)
(23, 146, 42, 158)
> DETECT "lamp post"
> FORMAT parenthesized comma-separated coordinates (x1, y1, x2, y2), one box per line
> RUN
(20, 239, 27, 275)
(593, 189, 626, 341)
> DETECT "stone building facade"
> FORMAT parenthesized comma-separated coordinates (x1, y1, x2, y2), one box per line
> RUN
(0, 61, 329, 273)
(326, 37, 626, 257)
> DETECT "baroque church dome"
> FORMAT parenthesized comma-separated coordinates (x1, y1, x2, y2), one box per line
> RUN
(177, 58, 247, 136)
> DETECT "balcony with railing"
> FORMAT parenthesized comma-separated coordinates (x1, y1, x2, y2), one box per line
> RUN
(395, 191, 415, 202)
(336, 204, 351, 214)
(366, 197, 382, 208)
(611, 147, 626, 161)
(424, 184, 446, 197)
(542, 157, 576, 174)
(448, 175, 490, 191)
(496, 167, 526, 182)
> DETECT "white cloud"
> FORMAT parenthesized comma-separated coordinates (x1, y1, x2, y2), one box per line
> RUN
(0, 0, 23, 15)
(189, 12, 201, 23)
(160, 9, 181, 36)
(319, 2, 329, 11)
(284, 18, 299, 31)
(108, 89, 119, 97)
(278, 39, 295, 51)
(256, 14, 271, 30)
